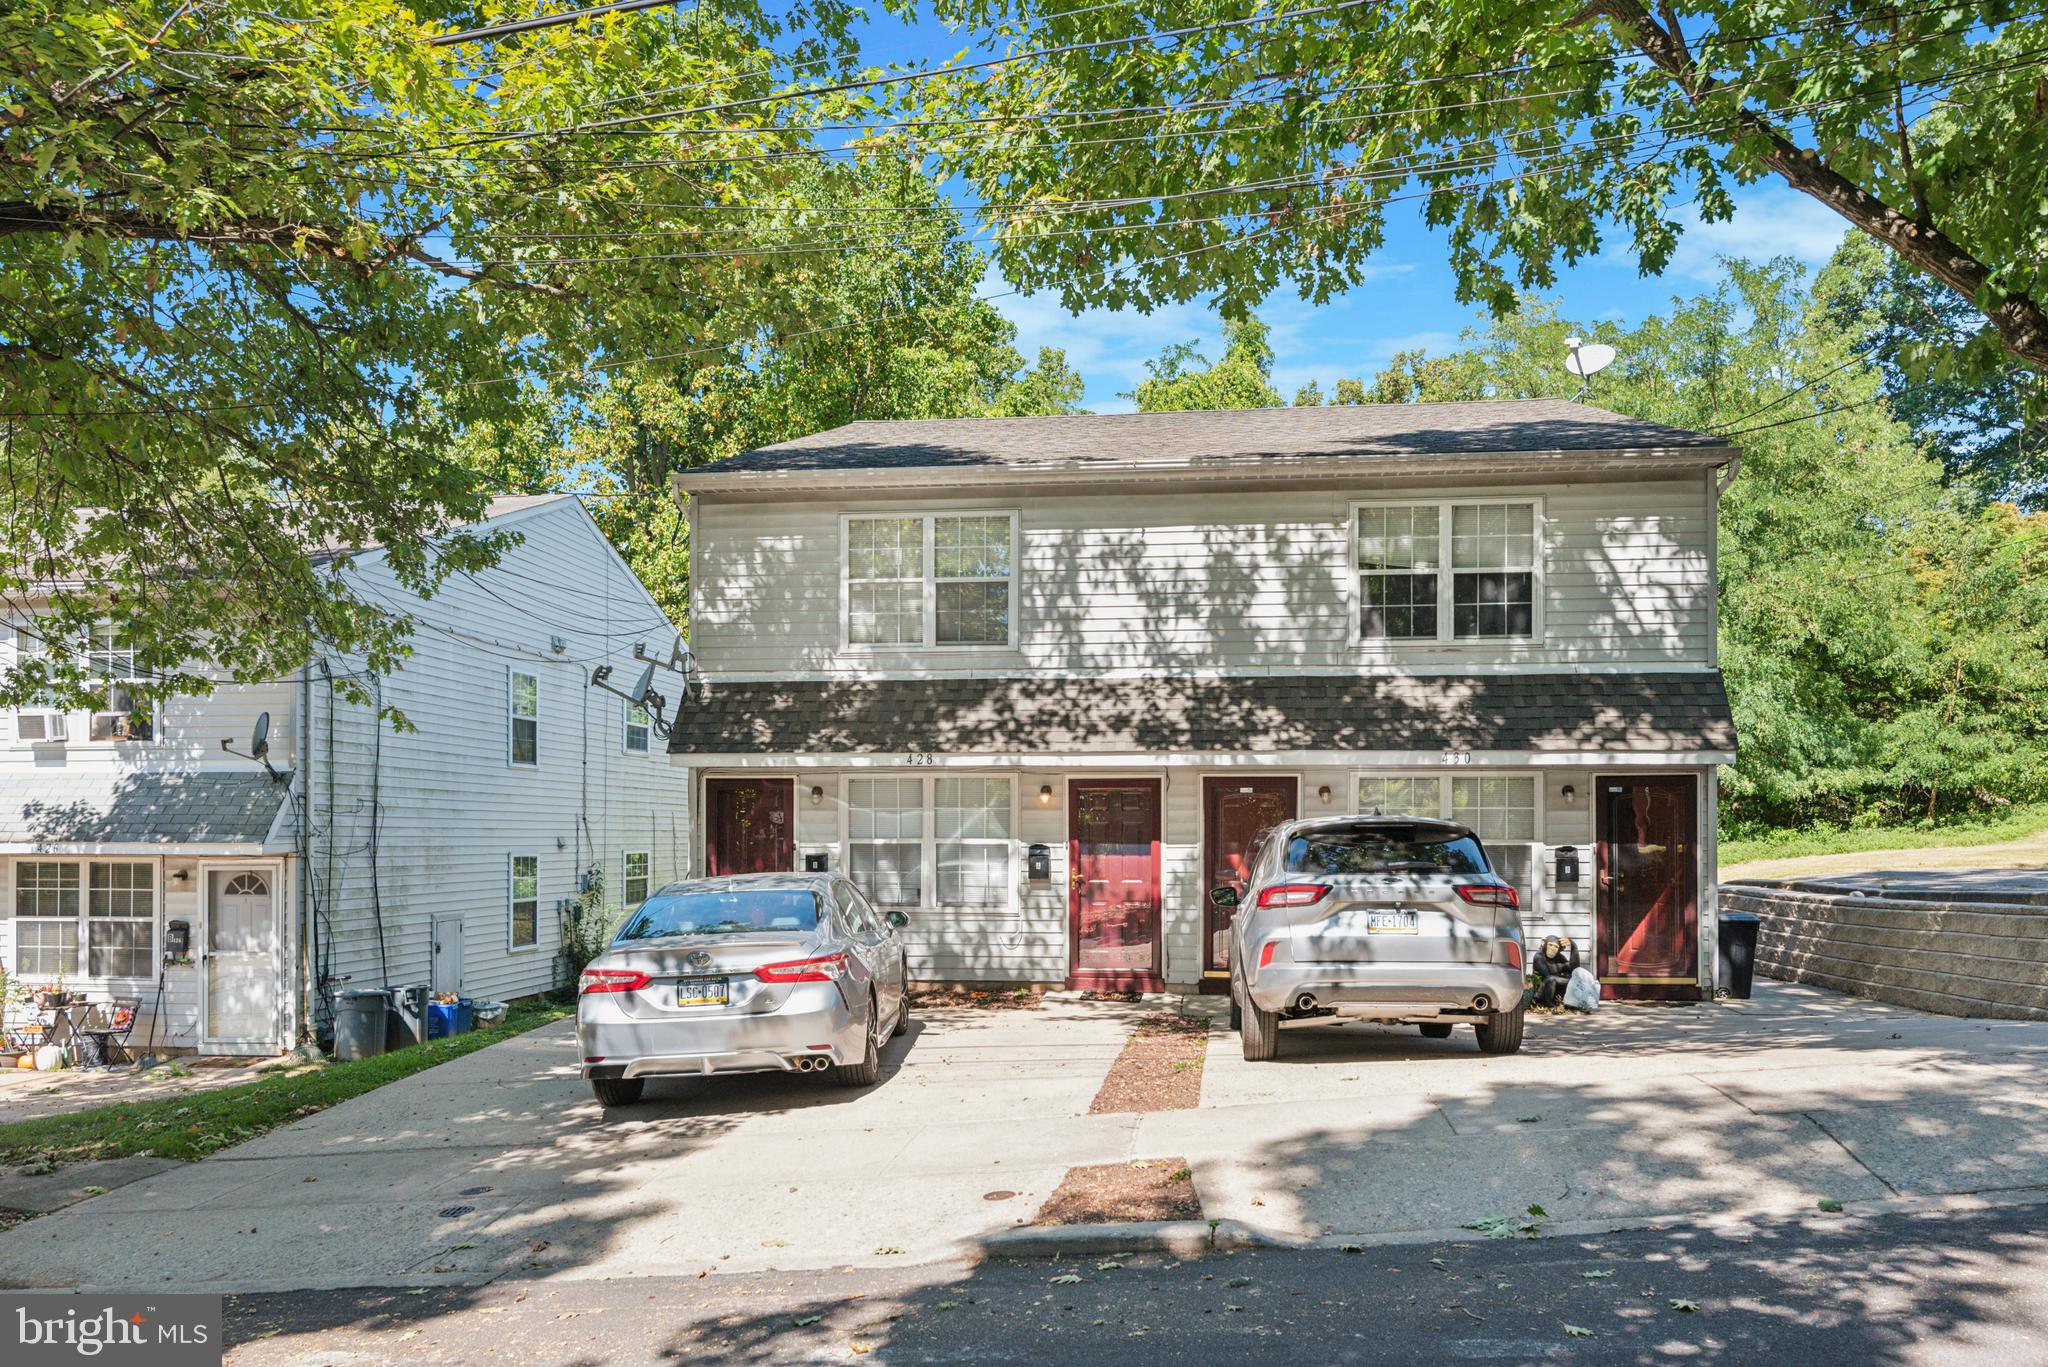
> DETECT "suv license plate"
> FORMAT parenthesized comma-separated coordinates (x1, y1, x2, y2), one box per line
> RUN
(1366, 909, 1420, 934)
(672, 976, 730, 1008)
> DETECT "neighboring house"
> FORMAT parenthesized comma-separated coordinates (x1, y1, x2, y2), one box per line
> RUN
(2, 494, 689, 1055)
(668, 402, 1739, 999)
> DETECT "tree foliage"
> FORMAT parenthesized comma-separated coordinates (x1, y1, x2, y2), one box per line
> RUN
(456, 169, 1087, 628)
(1359, 260, 2048, 832)
(928, 2, 2048, 374)
(0, 0, 883, 705)
(1128, 314, 1282, 411)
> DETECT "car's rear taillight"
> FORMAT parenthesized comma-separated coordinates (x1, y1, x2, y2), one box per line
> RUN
(579, 968, 650, 996)
(1256, 884, 1330, 909)
(754, 953, 851, 984)
(1455, 882, 1520, 909)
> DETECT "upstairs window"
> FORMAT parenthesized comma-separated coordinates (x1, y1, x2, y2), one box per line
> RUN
(508, 670, 538, 766)
(1356, 501, 1540, 644)
(845, 513, 1015, 649)
(624, 702, 650, 754)
(86, 626, 153, 742)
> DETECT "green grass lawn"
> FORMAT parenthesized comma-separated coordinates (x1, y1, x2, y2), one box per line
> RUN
(1721, 802, 2048, 868)
(0, 996, 572, 1171)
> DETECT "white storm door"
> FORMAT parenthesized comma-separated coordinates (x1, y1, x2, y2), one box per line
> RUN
(205, 869, 279, 1049)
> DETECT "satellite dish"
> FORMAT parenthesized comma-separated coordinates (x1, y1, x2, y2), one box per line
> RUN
(625, 662, 655, 706)
(1563, 338, 1617, 378)
(250, 711, 270, 761)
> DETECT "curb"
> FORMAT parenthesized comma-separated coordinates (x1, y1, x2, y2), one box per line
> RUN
(980, 1219, 1272, 1259)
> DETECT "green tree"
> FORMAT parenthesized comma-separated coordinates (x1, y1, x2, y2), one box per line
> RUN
(1292, 380, 1325, 406)
(989, 347, 1090, 417)
(932, 3, 2048, 373)
(1826, 235, 2046, 506)
(1, 0, 871, 707)
(1366, 349, 1491, 404)
(1128, 315, 1282, 411)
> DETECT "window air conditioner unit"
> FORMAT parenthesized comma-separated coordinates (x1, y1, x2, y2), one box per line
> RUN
(16, 710, 67, 743)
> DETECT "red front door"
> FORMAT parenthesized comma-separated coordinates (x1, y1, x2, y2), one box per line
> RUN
(1202, 777, 1298, 989)
(705, 778, 795, 876)
(1596, 775, 1700, 999)
(1068, 780, 1163, 991)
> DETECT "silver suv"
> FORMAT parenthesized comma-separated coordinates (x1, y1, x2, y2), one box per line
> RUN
(1217, 814, 1527, 1060)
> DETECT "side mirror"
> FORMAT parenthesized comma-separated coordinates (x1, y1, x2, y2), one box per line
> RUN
(885, 910, 910, 930)
(1208, 886, 1240, 909)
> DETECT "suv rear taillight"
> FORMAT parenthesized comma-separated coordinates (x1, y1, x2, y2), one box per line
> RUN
(579, 968, 650, 995)
(1455, 883, 1520, 909)
(1256, 884, 1331, 909)
(755, 953, 851, 984)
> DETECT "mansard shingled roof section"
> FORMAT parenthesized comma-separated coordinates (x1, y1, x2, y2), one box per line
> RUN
(674, 400, 1730, 483)
(666, 673, 1737, 757)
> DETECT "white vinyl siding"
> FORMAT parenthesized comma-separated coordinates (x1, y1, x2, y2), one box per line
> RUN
(697, 480, 1708, 676)
(508, 670, 538, 766)
(509, 854, 539, 949)
(841, 512, 1017, 651)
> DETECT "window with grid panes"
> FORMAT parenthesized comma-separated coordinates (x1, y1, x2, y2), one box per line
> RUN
(1450, 503, 1537, 638)
(1451, 775, 1539, 906)
(1355, 504, 1440, 640)
(86, 626, 153, 741)
(846, 517, 925, 645)
(12, 861, 81, 975)
(87, 862, 154, 977)
(936, 776, 1011, 905)
(933, 516, 1011, 645)
(622, 851, 650, 908)
(1356, 774, 1445, 819)
(847, 777, 923, 906)
(510, 855, 539, 947)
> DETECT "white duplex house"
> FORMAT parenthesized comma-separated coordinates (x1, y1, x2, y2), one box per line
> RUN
(668, 402, 1739, 1000)
(2, 494, 689, 1055)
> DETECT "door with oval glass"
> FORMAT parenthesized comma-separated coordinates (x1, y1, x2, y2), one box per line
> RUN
(204, 868, 280, 1053)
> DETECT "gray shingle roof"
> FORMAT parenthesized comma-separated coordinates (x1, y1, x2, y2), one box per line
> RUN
(680, 401, 1727, 482)
(2, 771, 287, 847)
(667, 673, 1736, 756)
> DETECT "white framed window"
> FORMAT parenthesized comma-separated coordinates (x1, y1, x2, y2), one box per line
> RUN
(9, 628, 69, 744)
(624, 702, 650, 754)
(12, 861, 81, 976)
(846, 776, 923, 907)
(1352, 771, 1542, 911)
(508, 670, 538, 766)
(844, 774, 1016, 910)
(9, 860, 156, 978)
(509, 854, 539, 948)
(843, 512, 1016, 650)
(622, 850, 650, 908)
(1354, 500, 1541, 644)
(936, 776, 1013, 906)
(1452, 774, 1540, 908)
(85, 625, 153, 742)
(87, 862, 155, 977)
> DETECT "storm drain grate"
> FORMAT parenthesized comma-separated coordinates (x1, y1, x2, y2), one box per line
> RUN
(437, 1205, 475, 1219)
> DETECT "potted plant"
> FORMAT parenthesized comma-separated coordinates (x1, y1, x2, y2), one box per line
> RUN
(0, 966, 23, 1066)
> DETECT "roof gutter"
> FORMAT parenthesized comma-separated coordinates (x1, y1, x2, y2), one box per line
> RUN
(673, 443, 1742, 495)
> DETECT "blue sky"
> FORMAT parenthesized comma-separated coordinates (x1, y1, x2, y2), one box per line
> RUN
(842, 7, 1859, 412)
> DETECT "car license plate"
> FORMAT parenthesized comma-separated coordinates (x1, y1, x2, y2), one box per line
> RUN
(1366, 909, 1419, 934)
(672, 976, 730, 1008)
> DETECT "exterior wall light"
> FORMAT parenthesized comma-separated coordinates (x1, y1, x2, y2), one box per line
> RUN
(1317, 784, 1333, 804)
(1039, 784, 1054, 805)
(809, 784, 824, 806)
(1561, 783, 1577, 803)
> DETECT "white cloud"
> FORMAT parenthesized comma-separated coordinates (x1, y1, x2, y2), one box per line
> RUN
(1655, 187, 1851, 281)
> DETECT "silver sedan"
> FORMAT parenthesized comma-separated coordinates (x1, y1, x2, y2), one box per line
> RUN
(576, 873, 910, 1106)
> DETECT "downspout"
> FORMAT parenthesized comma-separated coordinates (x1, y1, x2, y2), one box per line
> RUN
(296, 660, 315, 1047)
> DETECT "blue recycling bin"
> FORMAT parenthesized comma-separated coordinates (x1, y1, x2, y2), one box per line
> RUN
(426, 997, 474, 1039)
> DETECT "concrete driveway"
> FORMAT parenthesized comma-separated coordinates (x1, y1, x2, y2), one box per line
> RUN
(3, 983, 2046, 1292)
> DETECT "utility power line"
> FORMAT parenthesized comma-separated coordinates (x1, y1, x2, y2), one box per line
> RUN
(430, 0, 694, 48)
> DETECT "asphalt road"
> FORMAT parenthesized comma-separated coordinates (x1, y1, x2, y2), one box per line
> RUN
(223, 1198, 2048, 1365)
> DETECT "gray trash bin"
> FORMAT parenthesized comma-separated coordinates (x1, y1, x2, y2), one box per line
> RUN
(335, 988, 389, 1061)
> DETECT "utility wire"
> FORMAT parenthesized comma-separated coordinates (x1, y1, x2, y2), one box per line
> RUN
(430, 0, 693, 47)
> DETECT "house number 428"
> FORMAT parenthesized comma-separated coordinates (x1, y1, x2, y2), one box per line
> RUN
(904, 752, 937, 766)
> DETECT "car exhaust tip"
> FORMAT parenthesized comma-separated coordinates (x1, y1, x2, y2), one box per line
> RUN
(1472, 994, 1493, 1014)
(1293, 992, 1318, 1013)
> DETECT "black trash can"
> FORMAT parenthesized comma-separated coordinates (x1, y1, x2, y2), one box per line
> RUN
(1718, 910, 1760, 999)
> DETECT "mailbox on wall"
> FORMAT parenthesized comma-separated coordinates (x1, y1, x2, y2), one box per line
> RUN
(1027, 843, 1052, 882)
(1553, 845, 1581, 886)
(803, 851, 829, 873)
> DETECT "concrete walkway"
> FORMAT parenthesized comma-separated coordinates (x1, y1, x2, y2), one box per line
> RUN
(2, 983, 2045, 1292)
(0, 1054, 278, 1125)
